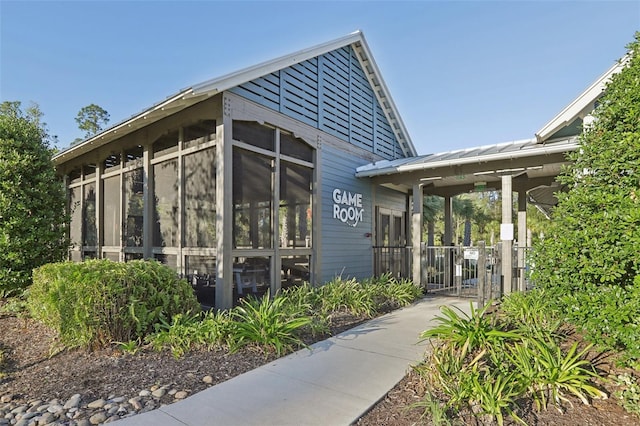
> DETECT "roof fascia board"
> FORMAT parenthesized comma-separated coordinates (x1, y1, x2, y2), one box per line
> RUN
(355, 139, 579, 178)
(535, 55, 630, 142)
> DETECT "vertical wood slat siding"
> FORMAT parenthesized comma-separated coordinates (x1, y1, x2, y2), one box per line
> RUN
(230, 45, 405, 161)
(319, 144, 373, 282)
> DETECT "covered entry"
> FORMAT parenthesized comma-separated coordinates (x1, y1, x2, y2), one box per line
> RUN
(359, 137, 579, 298)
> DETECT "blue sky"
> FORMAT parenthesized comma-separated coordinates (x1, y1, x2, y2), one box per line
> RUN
(1, 1, 638, 154)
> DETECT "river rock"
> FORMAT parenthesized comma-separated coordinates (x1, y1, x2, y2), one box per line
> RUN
(0, 396, 12, 404)
(38, 411, 56, 424)
(47, 404, 64, 414)
(64, 394, 81, 410)
(202, 375, 213, 384)
(87, 399, 106, 409)
(151, 388, 166, 398)
(174, 391, 188, 400)
(89, 412, 107, 425)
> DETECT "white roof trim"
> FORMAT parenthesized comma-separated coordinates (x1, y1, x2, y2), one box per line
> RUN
(535, 55, 630, 142)
(55, 31, 416, 162)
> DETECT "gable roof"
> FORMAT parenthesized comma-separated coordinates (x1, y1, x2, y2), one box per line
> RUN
(535, 54, 630, 142)
(54, 31, 416, 163)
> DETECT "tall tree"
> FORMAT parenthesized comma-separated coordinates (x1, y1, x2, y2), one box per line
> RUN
(0, 101, 70, 296)
(75, 103, 109, 139)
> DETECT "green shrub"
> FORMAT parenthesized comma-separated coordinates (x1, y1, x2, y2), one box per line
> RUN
(28, 259, 200, 348)
(530, 34, 640, 363)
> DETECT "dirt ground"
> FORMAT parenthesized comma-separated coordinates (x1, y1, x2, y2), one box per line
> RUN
(1, 299, 639, 425)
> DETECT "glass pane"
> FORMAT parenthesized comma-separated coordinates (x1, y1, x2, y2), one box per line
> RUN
(379, 213, 390, 246)
(281, 132, 313, 163)
(233, 256, 270, 298)
(153, 160, 178, 247)
(393, 215, 404, 245)
(124, 169, 144, 247)
(281, 255, 310, 289)
(184, 148, 216, 247)
(102, 175, 120, 246)
(153, 130, 179, 158)
(69, 186, 82, 248)
(233, 149, 272, 249)
(84, 251, 97, 260)
(232, 121, 274, 152)
(83, 182, 97, 246)
(279, 162, 312, 248)
(184, 120, 216, 150)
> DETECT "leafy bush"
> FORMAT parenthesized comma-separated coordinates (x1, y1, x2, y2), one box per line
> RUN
(0, 101, 69, 296)
(530, 34, 640, 363)
(28, 259, 200, 348)
(499, 288, 561, 338)
(614, 373, 640, 415)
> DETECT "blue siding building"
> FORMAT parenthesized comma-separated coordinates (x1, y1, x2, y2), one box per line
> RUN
(54, 31, 417, 309)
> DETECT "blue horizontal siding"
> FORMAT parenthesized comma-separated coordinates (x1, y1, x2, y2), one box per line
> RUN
(318, 145, 374, 283)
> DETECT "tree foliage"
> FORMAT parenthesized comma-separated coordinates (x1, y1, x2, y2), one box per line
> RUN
(531, 33, 640, 359)
(75, 103, 109, 139)
(0, 101, 70, 296)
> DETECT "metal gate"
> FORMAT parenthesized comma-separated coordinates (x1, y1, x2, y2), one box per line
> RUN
(421, 242, 502, 303)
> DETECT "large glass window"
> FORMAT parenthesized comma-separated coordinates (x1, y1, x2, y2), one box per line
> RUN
(124, 169, 144, 247)
(102, 175, 120, 246)
(184, 148, 216, 247)
(233, 148, 273, 249)
(279, 162, 312, 248)
(153, 160, 178, 247)
(83, 182, 97, 246)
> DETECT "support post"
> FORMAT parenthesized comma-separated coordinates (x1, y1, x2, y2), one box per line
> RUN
(412, 183, 423, 287)
(517, 190, 527, 292)
(501, 175, 513, 295)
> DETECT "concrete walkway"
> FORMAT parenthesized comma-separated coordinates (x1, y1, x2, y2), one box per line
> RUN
(114, 296, 473, 426)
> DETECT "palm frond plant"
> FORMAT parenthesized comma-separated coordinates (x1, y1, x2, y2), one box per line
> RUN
(420, 302, 522, 360)
(229, 295, 312, 356)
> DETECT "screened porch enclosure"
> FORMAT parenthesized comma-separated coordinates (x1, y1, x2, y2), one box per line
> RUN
(64, 96, 317, 309)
